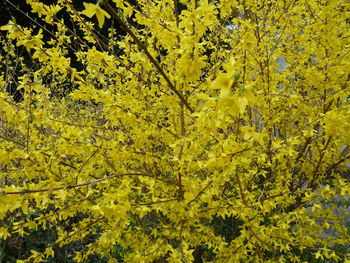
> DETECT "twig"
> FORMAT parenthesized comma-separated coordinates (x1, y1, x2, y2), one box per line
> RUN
(0, 134, 26, 147)
(101, 0, 194, 113)
(1, 173, 144, 195)
(131, 198, 178, 206)
(235, 171, 247, 206)
(187, 179, 213, 206)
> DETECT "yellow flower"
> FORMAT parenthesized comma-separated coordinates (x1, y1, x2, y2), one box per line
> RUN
(81, 2, 111, 28)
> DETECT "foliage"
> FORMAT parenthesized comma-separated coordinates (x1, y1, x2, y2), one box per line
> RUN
(0, 0, 350, 262)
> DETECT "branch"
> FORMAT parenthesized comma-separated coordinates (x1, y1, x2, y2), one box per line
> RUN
(101, 0, 194, 113)
(1, 173, 145, 195)
(235, 171, 247, 206)
(325, 154, 350, 178)
(187, 179, 213, 206)
(309, 136, 332, 188)
(131, 198, 178, 206)
(0, 134, 26, 147)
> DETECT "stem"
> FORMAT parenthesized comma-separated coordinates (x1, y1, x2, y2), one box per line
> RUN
(131, 198, 178, 206)
(295, 136, 312, 163)
(309, 136, 332, 188)
(101, 0, 194, 113)
(178, 172, 184, 201)
(187, 179, 213, 206)
(1, 173, 145, 195)
(235, 170, 247, 206)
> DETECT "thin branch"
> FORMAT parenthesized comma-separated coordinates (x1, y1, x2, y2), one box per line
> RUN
(131, 198, 178, 206)
(77, 149, 99, 174)
(309, 136, 332, 188)
(0, 134, 26, 147)
(187, 179, 213, 206)
(235, 171, 247, 206)
(1, 173, 144, 195)
(295, 136, 312, 163)
(325, 154, 350, 178)
(5, 0, 83, 53)
(101, 0, 194, 113)
(103, 152, 178, 186)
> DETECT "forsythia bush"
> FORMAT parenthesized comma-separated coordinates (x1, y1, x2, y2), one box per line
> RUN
(0, 0, 350, 262)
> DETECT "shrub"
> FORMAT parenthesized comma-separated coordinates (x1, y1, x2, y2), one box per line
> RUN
(0, 0, 350, 262)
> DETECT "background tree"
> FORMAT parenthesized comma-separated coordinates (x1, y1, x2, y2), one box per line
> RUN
(0, 0, 350, 262)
